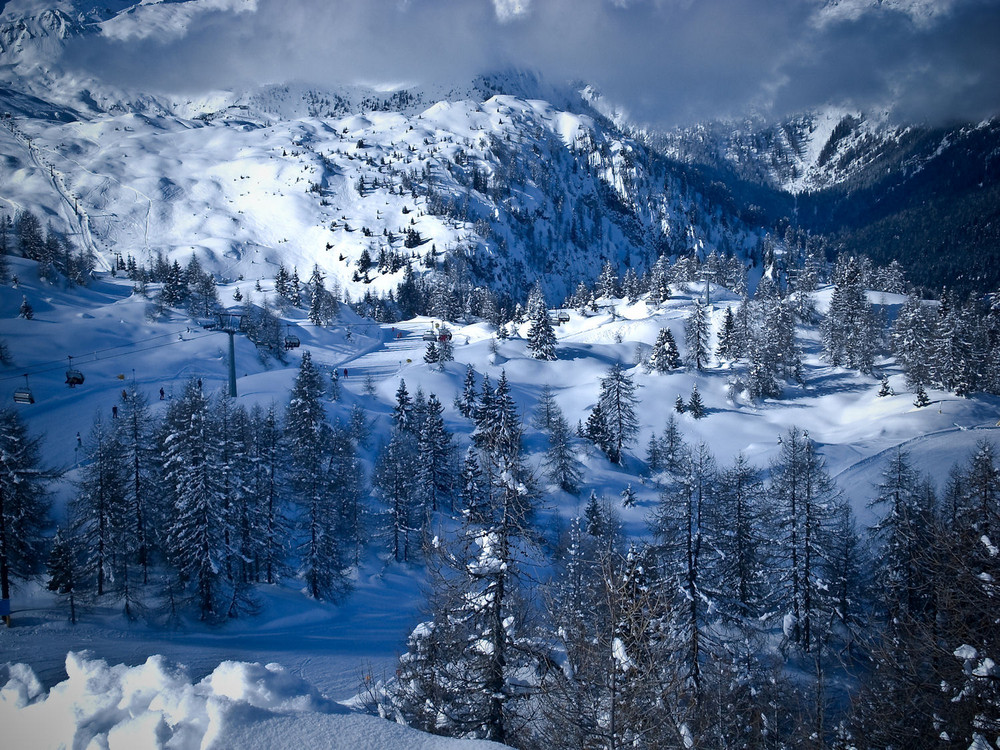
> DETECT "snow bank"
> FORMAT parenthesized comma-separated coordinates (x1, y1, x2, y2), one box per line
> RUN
(0, 652, 507, 749)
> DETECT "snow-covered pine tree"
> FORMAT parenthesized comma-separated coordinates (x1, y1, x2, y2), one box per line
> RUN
(247, 403, 287, 584)
(877, 375, 894, 397)
(688, 383, 704, 419)
(114, 385, 158, 586)
(307, 264, 336, 326)
(715, 453, 767, 621)
(597, 260, 619, 299)
(459, 445, 488, 523)
(436, 328, 454, 367)
(715, 306, 738, 361)
(285, 352, 349, 601)
(526, 290, 557, 361)
(867, 448, 935, 625)
(913, 384, 930, 407)
(328, 420, 366, 566)
(72, 412, 129, 602)
(393, 440, 539, 744)
(456, 364, 477, 418)
(417, 394, 455, 513)
(649, 441, 720, 711)
(622, 267, 642, 302)
(768, 427, 842, 652)
(531, 384, 560, 432)
(891, 294, 934, 389)
(821, 256, 877, 373)
(543, 413, 581, 494)
(423, 340, 439, 364)
(47, 527, 80, 624)
(162, 381, 228, 620)
(598, 363, 639, 465)
(374, 428, 420, 563)
(648, 255, 672, 304)
(648, 327, 681, 373)
(684, 299, 711, 370)
(620, 483, 637, 508)
(392, 379, 414, 433)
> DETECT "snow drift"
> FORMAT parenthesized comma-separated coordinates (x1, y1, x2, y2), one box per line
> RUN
(0, 652, 508, 749)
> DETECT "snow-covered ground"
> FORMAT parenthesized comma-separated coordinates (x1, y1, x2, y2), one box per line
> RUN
(3, 256, 1000, 746)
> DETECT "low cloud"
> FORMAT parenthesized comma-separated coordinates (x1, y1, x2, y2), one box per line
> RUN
(61, 0, 1000, 127)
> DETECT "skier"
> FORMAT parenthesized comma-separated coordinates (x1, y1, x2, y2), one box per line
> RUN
(159, 387, 165, 400)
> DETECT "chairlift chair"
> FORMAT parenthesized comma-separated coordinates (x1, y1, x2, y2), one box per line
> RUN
(13, 374, 34, 404)
(284, 334, 301, 350)
(65, 356, 84, 388)
(422, 330, 437, 341)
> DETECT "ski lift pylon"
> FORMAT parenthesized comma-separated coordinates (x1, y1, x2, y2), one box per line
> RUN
(65, 356, 84, 388)
(13, 374, 34, 404)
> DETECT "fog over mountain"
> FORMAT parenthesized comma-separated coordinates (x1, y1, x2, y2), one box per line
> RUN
(38, 0, 1000, 128)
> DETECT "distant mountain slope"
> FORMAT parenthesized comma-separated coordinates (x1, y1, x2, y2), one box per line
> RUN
(655, 111, 1000, 296)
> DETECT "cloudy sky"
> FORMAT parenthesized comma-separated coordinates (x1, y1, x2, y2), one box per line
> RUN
(62, 0, 1000, 127)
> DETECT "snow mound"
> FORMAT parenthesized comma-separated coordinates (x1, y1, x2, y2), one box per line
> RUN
(0, 652, 508, 749)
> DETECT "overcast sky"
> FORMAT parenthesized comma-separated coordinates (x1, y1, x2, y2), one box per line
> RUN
(62, 0, 1000, 128)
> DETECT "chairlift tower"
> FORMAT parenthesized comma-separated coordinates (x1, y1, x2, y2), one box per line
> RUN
(216, 313, 245, 398)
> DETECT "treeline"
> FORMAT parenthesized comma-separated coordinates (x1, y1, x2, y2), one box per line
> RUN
(385, 419, 1000, 749)
(0, 209, 95, 285)
(30, 353, 366, 623)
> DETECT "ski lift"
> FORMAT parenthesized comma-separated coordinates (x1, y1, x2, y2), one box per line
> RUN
(65, 356, 84, 388)
(548, 313, 562, 327)
(557, 312, 570, 324)
(422, 330, 437, 342)
(13, 374, 34, 404)
(437, 328, 453, 343)
(283, 330, 301, 350)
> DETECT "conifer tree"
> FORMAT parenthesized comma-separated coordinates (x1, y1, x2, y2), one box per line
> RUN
(456, 364, 477, 419)
(162, 381, 228, 620)
(375, 428, 419, 563)
(716, 306, 738, 361)
(526, 283, 557, 361)
(544, 413, 581, 494)
(648, 327, 681, 373)
(423, 340, 439, 364)
(716, 453, 767, 620)
(684, 299, 711, 370)
(72, 412, 128, 601)
(285, 352, 349, 600)
(598, 363, 639, 465)
(531, 384, 560, 433)
(417, 394, 455, 513)
(620, 483, 637, 508)
(0, 408, 54, 618)
(47, 527, 80, 624)
(769, 428, 842, 652)
(459, 446, 488, 523)
(688, 383, 704, 419)
(248, 404, 286, 584)
(114, 385, 158, 585)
